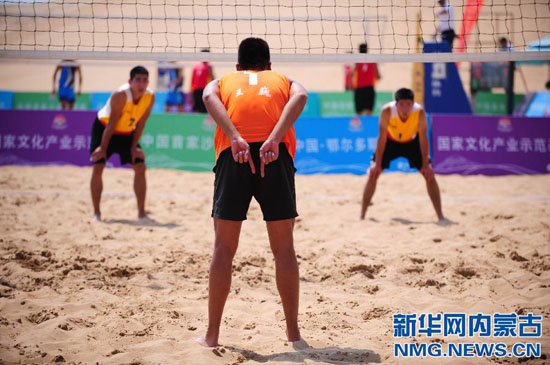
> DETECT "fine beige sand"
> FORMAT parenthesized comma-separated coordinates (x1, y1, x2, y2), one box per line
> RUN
(0, 165, 549, 364)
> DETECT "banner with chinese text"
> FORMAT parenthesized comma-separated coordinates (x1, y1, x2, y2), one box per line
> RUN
(431, 114, 550, 175)
(294, 116, 418, 174)
(0, 110, 100, 166)
(0, 110, 217, 171)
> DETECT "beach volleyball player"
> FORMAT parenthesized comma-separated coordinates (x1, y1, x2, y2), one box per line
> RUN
(196, 37, 308, 347)
(89, 66, 155, 221)
(360, 88, 447, 222)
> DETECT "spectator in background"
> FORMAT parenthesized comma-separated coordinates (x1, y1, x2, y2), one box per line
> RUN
(353, 43, 380, 116)
(51, 59, 82, 110)
(191, 49, 215, 113)
(156, 61, 168, 90)
(165, 61, 185, 113)
(436, 0, 456, 50)
(344, 52, 354, 91)
(498, 37, 515, 52)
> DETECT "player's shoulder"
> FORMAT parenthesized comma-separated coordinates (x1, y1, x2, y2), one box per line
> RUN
(413, 102, 425, 113)
(381, 101, 395, 113)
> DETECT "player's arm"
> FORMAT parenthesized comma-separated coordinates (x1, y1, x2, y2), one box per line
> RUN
(267, 80, 307, 145)
(91, 91, 125, 162)
(259, 80, 308, 177)
(76, 66, 82, 95)
(202, 79, 256, 173)
(418, 109, 433, 177)
(373, 106, 390, 168)
(51, 65, 61, 95)
(176, 68, 184, 86)
(129, 94, 154, 163)
(375, 64, 381, 80)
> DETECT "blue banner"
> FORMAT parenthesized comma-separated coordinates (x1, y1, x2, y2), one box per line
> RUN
(300, 92, 320, 117)
(0, 91, 13, 109)
(423, 42, 473, 114)
(294, 116, 419, 174)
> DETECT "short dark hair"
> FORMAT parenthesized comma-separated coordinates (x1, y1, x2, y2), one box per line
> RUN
(130, 66, 149, 80)
(238, 37, 270, 70)
(395, 88, 414, 102)
(546, 80, 550, 90)
(359, 43, 368, 54)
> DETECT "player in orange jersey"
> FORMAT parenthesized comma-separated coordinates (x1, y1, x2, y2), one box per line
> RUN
(196, 38, 308, 347)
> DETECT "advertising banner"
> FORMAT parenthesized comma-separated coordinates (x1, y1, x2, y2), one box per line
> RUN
(294, 116, 419, 174)
(431, 114, 550, 175)
(0, 110, 101, 166)
(13, 92, 91, 111)
(0, 110, 217, 170)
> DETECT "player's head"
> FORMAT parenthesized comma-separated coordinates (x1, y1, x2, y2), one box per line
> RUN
(499, 37, 508, 48)
(129, 66, 149, 94)
(237, 37, 271, 71)
(394, 88, 415, 118)
(359, 43, 368, 54)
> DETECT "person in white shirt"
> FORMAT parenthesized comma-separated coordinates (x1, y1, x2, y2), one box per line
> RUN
(436, 0, 456, 49)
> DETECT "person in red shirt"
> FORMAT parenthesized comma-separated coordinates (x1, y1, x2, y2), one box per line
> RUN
(190, 49, 215, 113)
(353, 42, 380, 115)
(196, 37, 308, 348)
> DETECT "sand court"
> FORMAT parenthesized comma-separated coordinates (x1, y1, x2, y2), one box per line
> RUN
(0, 165, 549, 364)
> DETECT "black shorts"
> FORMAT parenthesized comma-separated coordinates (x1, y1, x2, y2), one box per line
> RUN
(212, 142, 298, 221)
(354, 86, 375, 113)
(89, 118, 144, 165)
(192, 89, 207, 113)
(442, 29, 456, 48)
(373, 136, 425, 170)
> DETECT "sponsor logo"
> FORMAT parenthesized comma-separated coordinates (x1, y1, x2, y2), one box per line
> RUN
(348, 117, 363, 132)
(51, 114, 67, 130)
(497, 117, 513, 133)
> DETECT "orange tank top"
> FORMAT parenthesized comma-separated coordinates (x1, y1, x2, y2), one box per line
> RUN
(215, 70, 296, 160)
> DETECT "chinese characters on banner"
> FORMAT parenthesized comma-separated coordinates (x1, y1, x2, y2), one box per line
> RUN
(431, 115, 550, 175)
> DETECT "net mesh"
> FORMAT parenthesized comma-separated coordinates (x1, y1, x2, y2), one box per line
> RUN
(1, 0, 549, 61)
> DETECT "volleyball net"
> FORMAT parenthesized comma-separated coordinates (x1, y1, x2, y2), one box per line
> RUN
(1, 0, 549, 63)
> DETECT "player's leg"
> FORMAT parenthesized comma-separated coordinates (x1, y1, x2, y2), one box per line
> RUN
(89, 118, 106, 221)
(364, 86, 375, 116)
(90, 162, 104, 220)
(266, 218, 300, 342)
(254, 143, 301, 341)
(408, 138, 445, 221)
(198, 147, 253, 347)
(422, 169, 444, 221)
(197, 218, 242, 347)
(132, 161, 147, 219)
(360, 161, 382, 219)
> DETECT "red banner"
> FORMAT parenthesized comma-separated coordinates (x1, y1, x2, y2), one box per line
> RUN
(456, 0, 484, 52)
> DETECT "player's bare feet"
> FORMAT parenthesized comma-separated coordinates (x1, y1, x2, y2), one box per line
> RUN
(195, 335, 219, 347)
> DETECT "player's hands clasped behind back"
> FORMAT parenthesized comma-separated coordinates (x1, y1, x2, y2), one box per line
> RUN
(230, 136, 281, 178)
(259, 139, 279, 178)
(231, 136, 256, 174)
